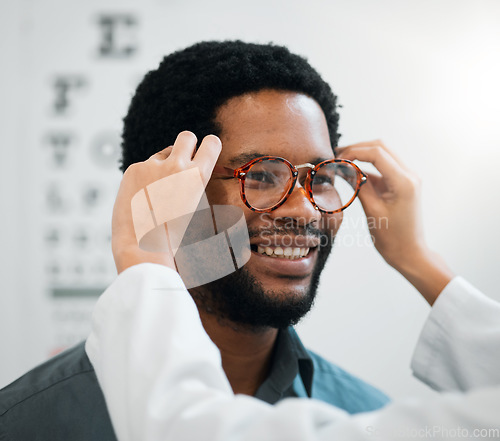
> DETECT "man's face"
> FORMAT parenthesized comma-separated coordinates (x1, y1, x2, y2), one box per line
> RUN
(190, 89, 343, 329)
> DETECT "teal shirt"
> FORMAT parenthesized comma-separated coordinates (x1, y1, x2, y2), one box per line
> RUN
(254, 328, 390, 412)
(0, 330, 389, 440)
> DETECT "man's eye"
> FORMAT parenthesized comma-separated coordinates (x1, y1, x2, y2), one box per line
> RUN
(246, 171, 277, 184)
(312, 175, 335, 186)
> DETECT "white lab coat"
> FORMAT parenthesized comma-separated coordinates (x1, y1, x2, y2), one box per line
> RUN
(86, 264, 500, 441)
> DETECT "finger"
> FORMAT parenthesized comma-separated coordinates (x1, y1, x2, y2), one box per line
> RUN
(169, 131, 198, 162)
(194, 135, 222, 182)
(337, 140, 408, 170)
(336, 145, 405, 181)
(150, 145, 173, 160)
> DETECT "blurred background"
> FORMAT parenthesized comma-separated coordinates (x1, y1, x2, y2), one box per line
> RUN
(1, 0, 499, 401)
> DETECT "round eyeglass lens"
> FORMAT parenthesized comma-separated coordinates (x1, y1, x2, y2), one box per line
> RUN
(311, 162, 359, 211)
(244, 159, 293, 210)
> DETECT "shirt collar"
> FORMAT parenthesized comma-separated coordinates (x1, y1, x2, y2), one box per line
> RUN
(254, 327, 313, 404)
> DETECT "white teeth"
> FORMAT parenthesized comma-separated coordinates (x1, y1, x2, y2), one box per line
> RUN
(256, 246, 310, 259)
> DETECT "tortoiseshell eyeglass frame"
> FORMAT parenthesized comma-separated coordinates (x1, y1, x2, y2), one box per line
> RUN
(212, 156, 367, 214)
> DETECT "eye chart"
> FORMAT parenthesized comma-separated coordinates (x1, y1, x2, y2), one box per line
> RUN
(9, 3, 146, 365)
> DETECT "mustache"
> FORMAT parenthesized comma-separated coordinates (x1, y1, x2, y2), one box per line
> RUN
(248, 223, 326, 241)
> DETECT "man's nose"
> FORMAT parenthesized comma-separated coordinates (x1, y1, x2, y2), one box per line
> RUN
(269, 182, 321, 226)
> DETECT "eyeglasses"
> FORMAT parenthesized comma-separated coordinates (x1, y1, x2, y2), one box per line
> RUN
(213, 156, 367, 213)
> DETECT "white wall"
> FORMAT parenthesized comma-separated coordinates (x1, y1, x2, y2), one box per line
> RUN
(1, 0, 499, 402)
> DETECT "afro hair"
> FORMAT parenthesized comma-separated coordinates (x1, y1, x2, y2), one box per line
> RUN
(121, 40, 340, 172)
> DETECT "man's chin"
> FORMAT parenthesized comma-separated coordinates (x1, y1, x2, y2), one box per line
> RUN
(188, 239, 333, 330)
(189, 266, 317, 330)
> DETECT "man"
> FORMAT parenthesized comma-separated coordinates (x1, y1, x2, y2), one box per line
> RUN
(86, 130, 499, 441)
(0, 41, 389, 440)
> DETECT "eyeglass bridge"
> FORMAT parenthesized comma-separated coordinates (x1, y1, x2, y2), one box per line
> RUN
(293, 162, 317, 177)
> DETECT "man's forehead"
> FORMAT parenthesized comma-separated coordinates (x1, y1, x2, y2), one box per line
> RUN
(215, 90, 334, 167)
(228, 152, 332, 168)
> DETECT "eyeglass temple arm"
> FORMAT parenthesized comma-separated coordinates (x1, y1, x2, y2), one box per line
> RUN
(212, 165, 237, 178)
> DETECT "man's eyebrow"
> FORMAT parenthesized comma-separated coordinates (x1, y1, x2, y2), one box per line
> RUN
(228, 152, 267, 167)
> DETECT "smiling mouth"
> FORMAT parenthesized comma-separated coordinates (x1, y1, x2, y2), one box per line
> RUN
(250, 245, 312, 259)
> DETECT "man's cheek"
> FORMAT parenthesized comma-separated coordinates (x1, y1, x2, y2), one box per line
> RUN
(205, 181, 232, 206)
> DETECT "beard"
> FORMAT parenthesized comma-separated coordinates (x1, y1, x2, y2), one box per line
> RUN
(188, 227, 333, 331)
